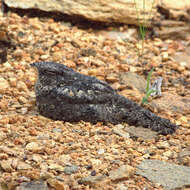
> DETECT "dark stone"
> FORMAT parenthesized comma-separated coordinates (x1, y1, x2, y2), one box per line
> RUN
(79, 48, 97, 57)
(0, 46, 7, 64)
(85, 165, 93, 170)
(31, 62, 178, 135)
(78, 175, 106, 186)
(91, 170, 96, 176)
(15, 181, 48, 190)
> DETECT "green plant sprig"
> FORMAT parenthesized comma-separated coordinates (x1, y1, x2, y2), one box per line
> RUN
(141, 68, 156, 105)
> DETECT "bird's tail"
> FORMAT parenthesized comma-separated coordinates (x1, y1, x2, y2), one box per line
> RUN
(121, 98, 178, 135)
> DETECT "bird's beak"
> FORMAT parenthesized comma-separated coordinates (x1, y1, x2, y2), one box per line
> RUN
(31, 62, 40, 75)
(31, 62, 42, 70)
(30, 62, 37, 67)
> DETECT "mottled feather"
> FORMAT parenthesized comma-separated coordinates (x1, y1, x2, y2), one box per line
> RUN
(31, 62, 178, 135)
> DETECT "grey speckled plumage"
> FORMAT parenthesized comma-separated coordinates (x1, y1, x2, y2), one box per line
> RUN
(31, 62, 178, 135)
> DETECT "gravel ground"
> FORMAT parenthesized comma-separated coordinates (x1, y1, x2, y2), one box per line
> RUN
(0, 7, 190, 190)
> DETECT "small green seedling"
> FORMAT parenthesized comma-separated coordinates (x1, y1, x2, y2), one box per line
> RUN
(142, 68, 156, 105)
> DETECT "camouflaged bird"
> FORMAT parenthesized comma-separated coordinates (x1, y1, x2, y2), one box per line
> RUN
(31, 62, 177, 135)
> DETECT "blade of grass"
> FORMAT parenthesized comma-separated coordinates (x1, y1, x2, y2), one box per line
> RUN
(147, 89, 156, 97)
(146, 68, 154, 92)
(142, 89, 156, 105)
(142, 68, 155, 105)
(134, 0, 155, 56)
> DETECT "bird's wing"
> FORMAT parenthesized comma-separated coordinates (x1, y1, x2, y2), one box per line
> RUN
(52, 77, 117, 104)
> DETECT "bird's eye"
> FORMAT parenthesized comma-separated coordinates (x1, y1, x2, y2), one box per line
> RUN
(45, 70, 55, 75)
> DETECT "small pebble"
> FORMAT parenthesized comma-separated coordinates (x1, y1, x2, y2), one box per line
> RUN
(64, 165, 79, 175)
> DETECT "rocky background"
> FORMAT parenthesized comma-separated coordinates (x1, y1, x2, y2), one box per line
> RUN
(0, 0, 190, 190)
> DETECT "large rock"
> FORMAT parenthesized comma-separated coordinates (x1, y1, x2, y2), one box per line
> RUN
(158, 0, 190, 20)
(4, 0, 190, 39)
(4, 0, 156, 26)
(154, 0, 190, 39)
(137, 159, 190, 190)
(151, 92, 190, 114)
